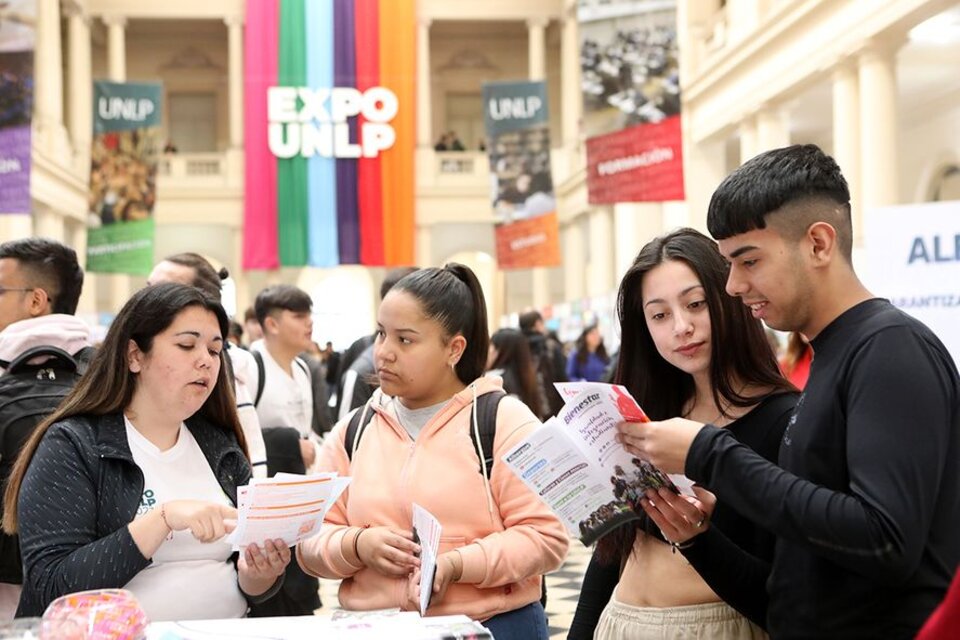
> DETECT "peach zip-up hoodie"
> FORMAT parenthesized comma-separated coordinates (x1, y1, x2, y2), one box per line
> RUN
(297, 376, 569, 621)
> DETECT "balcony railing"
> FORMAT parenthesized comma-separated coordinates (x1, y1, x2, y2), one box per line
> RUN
(158, 153, 225, 179)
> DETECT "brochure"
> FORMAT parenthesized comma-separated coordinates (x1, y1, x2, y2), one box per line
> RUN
(412, 503, 441, 615)
(226, 472, 350, 550)
(502, 382, 694, 545)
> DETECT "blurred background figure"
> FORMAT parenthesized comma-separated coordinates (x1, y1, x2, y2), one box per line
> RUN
(566, 324, 610, 383)
(779, 332, 812, 390)
(487, 328, 546, 419)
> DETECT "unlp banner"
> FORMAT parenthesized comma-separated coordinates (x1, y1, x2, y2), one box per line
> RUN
(578, 0, 684, 203)
(0, 0, 35, 215)
(87, 81, 162, 274)
(482, 80, 561, 269)
(864, 200, 960, 365)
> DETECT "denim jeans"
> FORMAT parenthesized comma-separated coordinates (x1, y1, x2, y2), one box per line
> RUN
(482, 601, 549, 640)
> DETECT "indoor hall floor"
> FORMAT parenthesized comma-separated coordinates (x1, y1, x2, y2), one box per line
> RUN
(314, 540, 593, 639)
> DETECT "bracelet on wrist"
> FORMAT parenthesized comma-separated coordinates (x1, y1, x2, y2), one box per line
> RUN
(159, 504, 171, 531)
(669, 538, 696, 553)
(353, 526, 369, 563)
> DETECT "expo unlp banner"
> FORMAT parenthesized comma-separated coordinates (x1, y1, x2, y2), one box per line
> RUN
(86, 81, 162, 275)
(0, 0, 36, 215)
(243, 0, 415, 270)
(482, 80, 561, 269)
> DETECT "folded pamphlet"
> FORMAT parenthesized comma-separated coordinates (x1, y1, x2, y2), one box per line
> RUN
(226, 472, 350, 550)
(502, 382, 694, 545)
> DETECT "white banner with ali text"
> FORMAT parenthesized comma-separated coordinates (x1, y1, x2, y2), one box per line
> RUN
(864, 200, 960, 366)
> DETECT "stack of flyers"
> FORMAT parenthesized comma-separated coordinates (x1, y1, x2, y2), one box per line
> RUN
(226, 472, 350, 550)
(412, 503, 442, 615)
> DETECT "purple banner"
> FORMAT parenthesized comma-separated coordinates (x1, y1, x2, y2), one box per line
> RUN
(0, 125, 31, 214)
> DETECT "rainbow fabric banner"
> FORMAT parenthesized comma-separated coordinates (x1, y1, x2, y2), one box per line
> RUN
(243, 0, 416, 269)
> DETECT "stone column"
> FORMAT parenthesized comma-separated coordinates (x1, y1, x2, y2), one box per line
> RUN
(858, 38, 901, 213)
(226, 16, 244, 148)
(105, 16, 127, 81)
(416, 19, 432, 148)
(755, 106, 790, 153)
(832, 61, 862, 244)
(563, 219, 586, 302)
(34, 0, 67, 155)
(528, 17, 550, 309)
(739, 115, 757, 164)
(67, 7, 92, 158)
(587, 207, 614, 297)
(560, 7, 580, 149)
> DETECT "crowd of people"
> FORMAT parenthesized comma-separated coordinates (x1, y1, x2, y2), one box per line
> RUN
(0, 143, 958, 638)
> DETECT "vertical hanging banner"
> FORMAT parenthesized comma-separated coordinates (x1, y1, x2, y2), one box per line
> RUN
(86, 81, 161, 274)
(243, 0, 416, 270)
(0, 0, 35, 215)
(482, 80, 561, 269)
(578, 0, 684, 203)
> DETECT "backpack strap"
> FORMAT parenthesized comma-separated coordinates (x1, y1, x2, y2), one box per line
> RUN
(344, 399, 376, 461)
(252, 350, 266, 407)
(473, 390, 506, 476)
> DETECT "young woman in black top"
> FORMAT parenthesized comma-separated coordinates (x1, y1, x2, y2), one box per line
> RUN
(569, 228, 796, 639)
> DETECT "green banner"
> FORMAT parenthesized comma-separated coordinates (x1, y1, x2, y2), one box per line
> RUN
(87, 81, 162, 274)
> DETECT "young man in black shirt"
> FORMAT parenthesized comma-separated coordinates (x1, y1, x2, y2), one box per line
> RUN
(618, 144, 960, 639)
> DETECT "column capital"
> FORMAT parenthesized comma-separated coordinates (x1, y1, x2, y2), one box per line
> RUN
(224, 14, 244, 28)
(526, 17, 549, 31)
(102, 15, 127, 28)
(856, 33, 907, 63)
(417, 17, 432, 29)
(61, 0, 86, 21)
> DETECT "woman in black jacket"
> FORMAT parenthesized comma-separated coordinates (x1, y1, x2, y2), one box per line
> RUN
(3, 283, 290, 619)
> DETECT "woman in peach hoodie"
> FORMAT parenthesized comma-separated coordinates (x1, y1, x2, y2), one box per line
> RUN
(297, 264, 568, 639)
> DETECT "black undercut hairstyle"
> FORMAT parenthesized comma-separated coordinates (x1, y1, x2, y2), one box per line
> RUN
(0, 238, 84, 315)
(254, 285, 312, 326)
(707, 144, 854, 261)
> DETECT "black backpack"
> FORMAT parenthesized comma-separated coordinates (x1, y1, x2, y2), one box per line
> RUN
(344, 390, 506, 476)
(0, 345, 94, 584)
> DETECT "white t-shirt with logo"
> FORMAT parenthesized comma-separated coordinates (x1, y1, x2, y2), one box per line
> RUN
(124, 417, 246, 621)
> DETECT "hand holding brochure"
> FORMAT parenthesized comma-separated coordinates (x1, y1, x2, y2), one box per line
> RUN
(502, 382, 694, 545)
(226, 472, 350, 550)
(412, 504, 441, 615)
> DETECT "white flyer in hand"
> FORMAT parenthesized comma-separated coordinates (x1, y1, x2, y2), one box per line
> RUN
(227, 473, 350, 550)
(412, 503, 441, 616)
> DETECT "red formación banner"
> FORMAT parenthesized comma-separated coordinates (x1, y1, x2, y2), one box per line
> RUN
(578, 0, 684, 204)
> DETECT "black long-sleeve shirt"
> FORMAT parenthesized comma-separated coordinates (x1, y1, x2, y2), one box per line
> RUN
(569, 392, 797, 638)
(688, 299, 960, 639)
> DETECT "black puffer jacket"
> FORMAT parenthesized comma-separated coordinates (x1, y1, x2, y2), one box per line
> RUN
(15, 412, 271, 617)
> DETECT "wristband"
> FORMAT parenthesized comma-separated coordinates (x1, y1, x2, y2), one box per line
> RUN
(353, 526, 368, 563)
(159, 504, 171, 531)
(669, 538, 696, 553)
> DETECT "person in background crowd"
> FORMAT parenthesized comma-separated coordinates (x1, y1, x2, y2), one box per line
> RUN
(569, 228, 796, 640)
(299, 341, 333, 437)
(4, 284, 289, 620)
(519, 310, 567, 416)
(778, 332, 811, 389)
(147, 253, 268, 480)
(243, 307, 263, 346)
(566, 325, 610, 383)
(486, 328, 545, 420)
(228, 320, 244, 349)
(0, 238, 91, 619)
(619, 144, 960, 639)
(247, 284, 320, 617)
(299, 264, 568, 639)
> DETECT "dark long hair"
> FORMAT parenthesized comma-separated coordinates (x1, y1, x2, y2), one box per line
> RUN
(3, 283, 246, 533)
(595, 228, 793, 564)
(392, 263, 489, 385)
(575, 324, 609, 367)
(490, 328, 542, 418)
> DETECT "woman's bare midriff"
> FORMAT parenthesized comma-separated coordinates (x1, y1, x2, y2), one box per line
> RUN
(614, 531, 720, 608)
